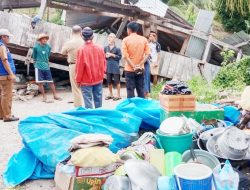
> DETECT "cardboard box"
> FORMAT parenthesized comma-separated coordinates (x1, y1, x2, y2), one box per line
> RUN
(159, 93, 196, 111)
(75, 162, 123, 177)
(55, 164, 107, 190)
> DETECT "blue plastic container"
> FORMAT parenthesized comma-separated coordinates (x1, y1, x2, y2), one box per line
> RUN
(174, 163, 213, 190)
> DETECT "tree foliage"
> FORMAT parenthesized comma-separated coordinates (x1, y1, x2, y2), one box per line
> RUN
(217, 0, 250, 32)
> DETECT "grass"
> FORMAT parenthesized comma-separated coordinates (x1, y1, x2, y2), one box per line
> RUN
(150, 82, 165, 100)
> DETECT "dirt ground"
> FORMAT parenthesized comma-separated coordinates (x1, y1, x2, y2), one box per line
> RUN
(0, 88, 126, 190)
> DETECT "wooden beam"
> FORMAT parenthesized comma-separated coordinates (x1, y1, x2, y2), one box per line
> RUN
(180, 36, 190, 54)
(202, 35, 212, 63)
(157, 25, 188, 38)
(12, 54, 69, 71)
(116, 16, 128, 38)
(236, 49, 243, 62)
(38, 0, 47, 19)
(235, 40, 250, 48)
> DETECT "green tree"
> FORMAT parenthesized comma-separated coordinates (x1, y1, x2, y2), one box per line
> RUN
(217, 0, 250, 33)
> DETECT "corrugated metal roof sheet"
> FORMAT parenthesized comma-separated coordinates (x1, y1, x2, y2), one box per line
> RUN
(185, 10, 215, 60)
(223, 31, 250, 46)
(222, 31, 250, 55)
(131, 0, 168, 18)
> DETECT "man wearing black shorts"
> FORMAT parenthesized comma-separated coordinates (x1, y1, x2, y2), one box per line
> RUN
(104, 33, 122, 101)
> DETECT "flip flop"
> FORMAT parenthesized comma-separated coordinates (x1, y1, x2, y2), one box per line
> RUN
(105, 96, 114, 100)
(113, 97, 122, 101)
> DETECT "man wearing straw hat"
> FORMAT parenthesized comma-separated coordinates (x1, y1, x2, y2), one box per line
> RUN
(0, 28, 19, 122)
(32, 33, 61, 103)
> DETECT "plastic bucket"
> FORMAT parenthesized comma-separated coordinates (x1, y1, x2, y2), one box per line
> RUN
(174, 163, 213, 190)
(165, 152, 182, 176)
(156, 129, 193, 154)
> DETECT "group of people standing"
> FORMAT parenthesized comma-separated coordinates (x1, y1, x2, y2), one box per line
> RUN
(0, 21, 161, 122)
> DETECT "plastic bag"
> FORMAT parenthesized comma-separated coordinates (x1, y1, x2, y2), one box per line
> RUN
(116, 98, 161, 130)
(3, 107, 141, 187)
(213, 160, 239, 190)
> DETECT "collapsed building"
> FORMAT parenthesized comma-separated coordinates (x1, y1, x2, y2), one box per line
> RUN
(0, 0, 245, 82)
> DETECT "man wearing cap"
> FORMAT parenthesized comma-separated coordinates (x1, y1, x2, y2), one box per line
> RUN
(76, 27, 106, 109)
(104, 33, 122, 101)
(0, 29, 19, 122)
(62, 25, 84, 107)
(32, 33, 61, 103)
(122, 22, 150, 98)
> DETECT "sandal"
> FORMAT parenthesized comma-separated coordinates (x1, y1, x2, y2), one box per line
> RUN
(105, 96, 114, 100)
(113, 97, 122, 101)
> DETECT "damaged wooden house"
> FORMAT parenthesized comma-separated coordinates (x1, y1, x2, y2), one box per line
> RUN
(0, 0, 244, 82)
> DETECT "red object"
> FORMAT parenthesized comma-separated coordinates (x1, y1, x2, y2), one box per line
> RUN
(76, 41, 106, 86)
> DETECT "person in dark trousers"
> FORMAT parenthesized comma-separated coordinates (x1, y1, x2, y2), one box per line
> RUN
(0, 29, 19, 122)
(76, 27, 106, 109)
(122, 22, 150, 98)
(32, 33, 62, 103)
(104, 33, 122, 101)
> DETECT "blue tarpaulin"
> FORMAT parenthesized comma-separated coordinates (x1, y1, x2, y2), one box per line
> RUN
(116, 98, 161, 130)
(3, 107, 142, 187)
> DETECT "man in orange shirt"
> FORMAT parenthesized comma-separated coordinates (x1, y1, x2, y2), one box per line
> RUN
(122, 22, 150, 98)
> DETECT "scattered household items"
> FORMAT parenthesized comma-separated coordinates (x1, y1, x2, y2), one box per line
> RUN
(197, 127, 225, 150)
(158, 176, 177, 190)
(161, 81, 192, 95)
(157, 129, 193, 154)
(165, 152, 182, 176)
(206, 127, 250, 160)
(118, 144, 154, 161)
(213, 161, 239, 190)
(69, 134, 113, 152)
(124, 160, 161, 190)
(159, 117, 192, 135)
(103, 176, 132, 190)
(55, 163, 107, 190)
(174, 163, 213, 190)
(238, 110, 250, 130)
(3, 107, 141, 187)
(182, 149, 220, 170)
(240, 86, 250, 111)
(149, 149, 165, 175)
(70, 147, 120, 167)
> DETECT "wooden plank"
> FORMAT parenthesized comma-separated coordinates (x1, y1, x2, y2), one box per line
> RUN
(12, 54, 69, 71)
(159, 52, 172, 77)
(202, 35, 212, 63)
(180, 36, 190, 55)
(116, 16, 128, 38)
(38, 0, 47, 19)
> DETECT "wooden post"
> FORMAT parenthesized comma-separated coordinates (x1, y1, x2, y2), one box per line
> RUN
(202, 34, 212, 63)
(38, 0, 47, 19)
(116, 16, 128, 38)
(180, 36, 190, 54)
(236, 49, 243, 62)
